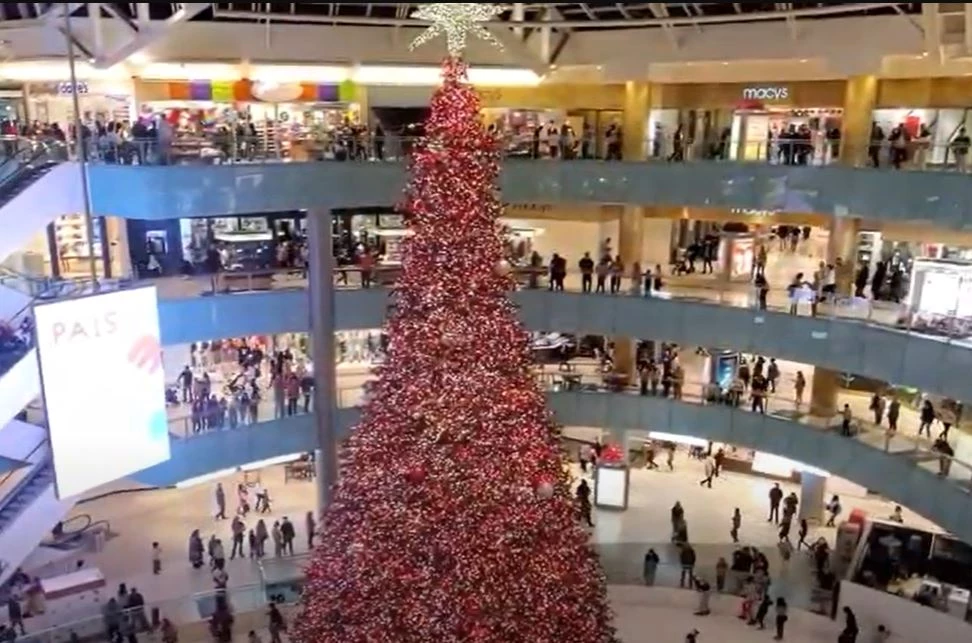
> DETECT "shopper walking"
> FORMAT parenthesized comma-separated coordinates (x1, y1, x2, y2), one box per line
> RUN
(643, 548, 659, 586)
(730, 508, 742, 543)
(280, 517, 295, 556)
(698, 457, 716, 489)
(838, 606, 859, 643)
(768, 483, 783, 523)
(773, 598, 788, 640)
(267, 602, 286, 643)
(918, 399, 935, 438)
(305, 511, 316, 550)
(579, 252, 594, 293)
(214, 483, 226, 520)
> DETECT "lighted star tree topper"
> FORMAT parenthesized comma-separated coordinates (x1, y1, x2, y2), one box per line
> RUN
(292, 5, 617, 643)
(409, 3, 504, 56)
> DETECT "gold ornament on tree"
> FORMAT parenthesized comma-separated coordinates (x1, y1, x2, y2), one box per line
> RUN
(409, 3, 505, 56)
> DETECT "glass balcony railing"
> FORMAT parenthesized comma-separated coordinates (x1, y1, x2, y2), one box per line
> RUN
(145, 265, 972, 348)
(6, 132, 972, 173)
(164, 369, 972, 497)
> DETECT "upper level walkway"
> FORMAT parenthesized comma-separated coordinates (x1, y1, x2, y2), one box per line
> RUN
(86, 155, 972, 227)
(138, 367, 972, 546)
(154, 272, 972, 403)
(0, 136, 970, 230)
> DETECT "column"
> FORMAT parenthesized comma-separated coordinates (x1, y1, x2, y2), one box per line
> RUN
(809, 367, 840, 417)
(799, 472, 827, 524)
(307, 209, 338, 511)
(613, 208, 644, 376)
(827, 216, 860, 296)
(811, 214, 860, 417)
(839, 75, 878, 167)
(622, 81, 650, 161)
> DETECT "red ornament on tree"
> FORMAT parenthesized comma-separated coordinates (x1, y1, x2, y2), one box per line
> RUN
(600, 443, 625, 464)
(404, 466, 427, 484)
(535, 477, 555, 499)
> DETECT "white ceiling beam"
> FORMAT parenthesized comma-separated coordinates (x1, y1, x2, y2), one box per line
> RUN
(93, 2, 209, 68)
(484, 25, 549, 75)
(648, 3, 679, 49)
(512, 2, 525, 38)
(212, 3, 906, 29)
(891, 4, 923, 33)
(101, 2, 138, 32)
(683, 3, 702, 33)
(615, 3, 632, 19)
(778, 2, 799, 40)
(923, 2, 942, 62)
(579, 4, 597, 20)
(90, 2, 104, 59)
(965, 3, 972, 55)
(136, 3, 150, 27)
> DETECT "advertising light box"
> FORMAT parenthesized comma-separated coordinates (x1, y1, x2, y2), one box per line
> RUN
(34, 287, 170, 499)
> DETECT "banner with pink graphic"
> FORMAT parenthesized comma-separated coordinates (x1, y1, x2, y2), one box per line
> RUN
(34, 287, 170, 499)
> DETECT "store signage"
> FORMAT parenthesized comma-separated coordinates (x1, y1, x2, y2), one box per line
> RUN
(730, 208, 780, 218)
(506, 203, 554, 214)
(56, 81, 89, 95)
(742, 86, 789, 101)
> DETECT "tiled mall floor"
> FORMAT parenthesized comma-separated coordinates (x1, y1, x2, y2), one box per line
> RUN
(46, 439, 937, 625)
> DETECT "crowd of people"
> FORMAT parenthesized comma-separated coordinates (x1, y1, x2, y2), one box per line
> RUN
(169, 339, 315, 435)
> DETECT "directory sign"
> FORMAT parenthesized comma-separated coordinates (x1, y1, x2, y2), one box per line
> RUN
(34, 287, 170, 498)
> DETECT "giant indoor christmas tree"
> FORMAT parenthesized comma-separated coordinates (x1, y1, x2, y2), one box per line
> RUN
(293, 5, 617, 642)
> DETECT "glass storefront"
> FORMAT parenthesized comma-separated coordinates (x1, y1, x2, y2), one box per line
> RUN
(128, 212, 306, 277)
(649, 105, 842, 164)
(481, 107, 620, 159)
(26, 80, 134, 134)
(871, 108, 972, 169)
(905, 259, 972, 338)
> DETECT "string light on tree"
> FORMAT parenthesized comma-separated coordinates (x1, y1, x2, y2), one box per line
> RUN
(293, 10, 616, 643)
(409, 3, 504, 56)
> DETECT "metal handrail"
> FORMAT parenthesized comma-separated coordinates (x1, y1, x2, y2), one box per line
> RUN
(0, 439, 51, 533)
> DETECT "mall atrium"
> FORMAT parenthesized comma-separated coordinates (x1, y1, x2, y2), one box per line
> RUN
(2, 2, 972, 642)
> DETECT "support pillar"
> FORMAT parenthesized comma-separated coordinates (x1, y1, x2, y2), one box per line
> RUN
(839, 75, 878, 167)
(609, 81, 651, 378)
(308, 209, 338, 511)
(809, 368, 840, 418)
(613, 208, 645, 376)
(827, 216, 860, 297)
(622, 81, 650, 161)
(799, 471, 827, 524)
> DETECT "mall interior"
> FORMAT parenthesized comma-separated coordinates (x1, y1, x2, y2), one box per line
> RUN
(4, 3, 972, 642)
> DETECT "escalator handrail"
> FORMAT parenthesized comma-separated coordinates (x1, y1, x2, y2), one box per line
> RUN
(0, 141, 58, 192)
(0, 439, 51, 534)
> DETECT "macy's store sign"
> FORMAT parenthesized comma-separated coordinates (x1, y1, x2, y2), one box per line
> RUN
(741, 86, 789, 101)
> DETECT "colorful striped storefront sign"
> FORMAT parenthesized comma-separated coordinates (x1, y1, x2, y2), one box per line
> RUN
(148, 80, 358, 103)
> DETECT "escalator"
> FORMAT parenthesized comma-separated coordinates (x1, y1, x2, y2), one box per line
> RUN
(0, 440, 76, 586)
(0, 141, 82, 262)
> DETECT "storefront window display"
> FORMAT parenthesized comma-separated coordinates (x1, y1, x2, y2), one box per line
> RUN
(648, 105, 842, 164)
(336, 330, 387, 367)
(871, 108, 972, 168)
(27, 80, 134, 132)
(904, 259, 972, 339)
(127, 212, 306, 277)
(332, 208, 405, 266)
(481, 107, 618, 159)
(134, 78, 363, 163)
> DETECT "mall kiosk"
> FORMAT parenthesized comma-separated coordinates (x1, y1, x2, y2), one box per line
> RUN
(718, 233, 755, 283)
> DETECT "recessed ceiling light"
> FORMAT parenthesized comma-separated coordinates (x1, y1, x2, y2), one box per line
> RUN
(799, 59, 808, 63)
(722, 62, 729, 66)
